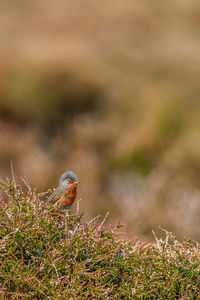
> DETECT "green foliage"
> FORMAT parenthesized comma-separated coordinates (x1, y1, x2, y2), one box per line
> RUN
(0, 178, 200, 299)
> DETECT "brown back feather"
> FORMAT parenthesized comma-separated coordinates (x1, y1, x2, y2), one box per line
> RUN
(47, 187, 65, 205)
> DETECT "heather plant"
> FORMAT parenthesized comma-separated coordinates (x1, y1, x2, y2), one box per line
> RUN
(0, 177, 200, 299)
(1, 0, 200, 243)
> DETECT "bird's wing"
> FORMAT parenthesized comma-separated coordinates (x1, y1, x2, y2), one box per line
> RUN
(47, 187, 65, 205)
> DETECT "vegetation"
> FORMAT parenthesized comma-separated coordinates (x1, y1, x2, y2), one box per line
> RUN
(0, 178, 199, 299)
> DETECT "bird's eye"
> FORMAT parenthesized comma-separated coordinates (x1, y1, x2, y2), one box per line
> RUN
(68, 179, 73, 184)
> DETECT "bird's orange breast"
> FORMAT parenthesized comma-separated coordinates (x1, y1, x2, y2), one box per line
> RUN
(52, 182, 78, 209)
(65, 182, 78, 202)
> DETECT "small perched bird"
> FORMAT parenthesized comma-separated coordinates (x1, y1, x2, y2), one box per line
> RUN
(47, 171, 79, 210)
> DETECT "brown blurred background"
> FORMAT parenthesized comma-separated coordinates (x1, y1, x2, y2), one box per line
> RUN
(0, 0, 200, 241)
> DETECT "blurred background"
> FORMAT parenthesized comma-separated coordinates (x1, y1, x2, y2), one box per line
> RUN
(0, 0, 200, 241)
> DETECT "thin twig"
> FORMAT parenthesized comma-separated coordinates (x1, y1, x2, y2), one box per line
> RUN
(88, 214, 101, 224)
(152, 230, 159, 243)
(76, 199, 82, 217)
(10, 159, 16, 187)
(20, 176, 32, 192)
(98, 212, 109, 229)
(52, 262, 60, 283)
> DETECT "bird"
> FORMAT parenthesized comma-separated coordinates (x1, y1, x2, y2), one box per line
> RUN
(47, 171, 79, 211)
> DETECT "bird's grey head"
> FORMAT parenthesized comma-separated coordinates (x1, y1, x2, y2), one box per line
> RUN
(59, 171, 78, 189)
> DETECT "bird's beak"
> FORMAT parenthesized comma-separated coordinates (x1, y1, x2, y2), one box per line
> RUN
(74, 181, 80, 184)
